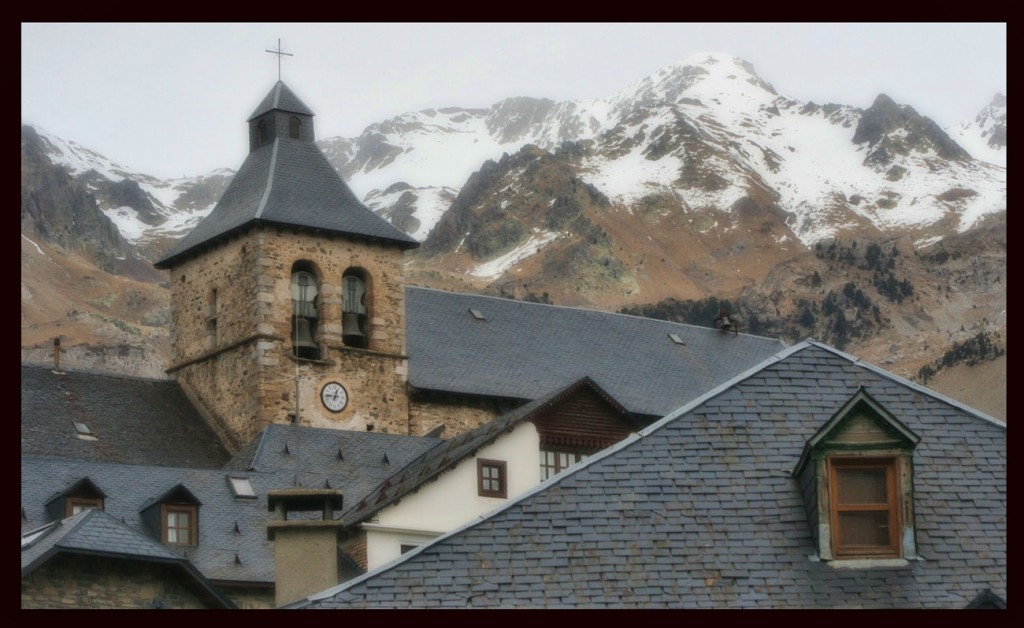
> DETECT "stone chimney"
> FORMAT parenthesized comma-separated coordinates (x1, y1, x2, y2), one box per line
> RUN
(266, 489, 344, 607)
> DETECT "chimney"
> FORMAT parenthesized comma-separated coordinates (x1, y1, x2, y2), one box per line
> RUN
(266, 489, 344, 607)
(53, 337, 62, 373)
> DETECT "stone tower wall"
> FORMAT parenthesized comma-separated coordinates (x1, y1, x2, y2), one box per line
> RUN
(167, 225, 412, 448)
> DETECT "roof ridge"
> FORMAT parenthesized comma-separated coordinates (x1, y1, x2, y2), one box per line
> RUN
(405, 285, 783, 340)
(253, 139, 279, 219)
(21, 362, 175, 384)
(21, 454, 261, 476)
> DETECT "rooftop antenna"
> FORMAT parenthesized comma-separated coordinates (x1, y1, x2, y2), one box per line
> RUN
(265, 38, 293, 82)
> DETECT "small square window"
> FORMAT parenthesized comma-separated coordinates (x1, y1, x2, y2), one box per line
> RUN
(477, 459, 507, 499)
(162, 504, 197, 546)
(66, 497, 103, 517)
(400, 544, 419, 555)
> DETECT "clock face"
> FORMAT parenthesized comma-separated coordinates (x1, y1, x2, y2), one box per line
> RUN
(320, 382, 348, 413)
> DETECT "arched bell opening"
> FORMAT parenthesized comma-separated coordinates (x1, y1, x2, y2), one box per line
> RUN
(291, 262, 321, 360)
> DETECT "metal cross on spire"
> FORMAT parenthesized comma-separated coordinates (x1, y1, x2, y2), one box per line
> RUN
(265, 39, 293, 81)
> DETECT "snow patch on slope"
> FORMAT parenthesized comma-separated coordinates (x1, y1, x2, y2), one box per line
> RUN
(470, 231, 562, 279)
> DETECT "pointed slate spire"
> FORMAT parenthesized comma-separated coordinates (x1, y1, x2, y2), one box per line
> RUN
(247, 81, 314, 120)
(154, 81, 417, 270)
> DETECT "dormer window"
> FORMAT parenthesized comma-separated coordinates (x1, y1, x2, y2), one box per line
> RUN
(162, 504, 197, 545)
(141, 484, 202, 547)
(828, 457, 900, 558)
(794, 387, 920, 564)
(342, 269, 369, 349)
(291, 264, 320, 360)
(45, 477, 106, 521)
(289, 116, 302, 139)
(68, 497, 104, 516)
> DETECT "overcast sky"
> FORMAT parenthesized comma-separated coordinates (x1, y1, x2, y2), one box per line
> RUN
(22, 23, 1006, 180)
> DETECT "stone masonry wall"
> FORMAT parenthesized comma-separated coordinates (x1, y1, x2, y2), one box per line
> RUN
(21, 554, 211, 609)
(218, 584, 276, 609)
(168, 225, 412, 447)
(408, 394, 508, 437)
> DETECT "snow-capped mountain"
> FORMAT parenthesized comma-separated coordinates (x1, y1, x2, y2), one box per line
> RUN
(22, 123, 233, 258)
(949, 93, 1006, 167)
(322, 53, 1005, 258)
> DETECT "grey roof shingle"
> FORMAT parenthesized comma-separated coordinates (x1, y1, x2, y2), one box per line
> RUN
(22, 508, 236, 608)
(22, 426, 443, 586)
(155, 82, 417, 268)
(222, 423, 443, 502)
(296, 342, 1006, 609)
(22, 457, 277, 584)
(405, 287, 787, 418)
(22, 508, 182, 572)
(21, 364, 232, 468)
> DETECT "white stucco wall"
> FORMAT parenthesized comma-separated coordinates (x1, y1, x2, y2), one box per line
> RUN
(364, 421, 541, 569)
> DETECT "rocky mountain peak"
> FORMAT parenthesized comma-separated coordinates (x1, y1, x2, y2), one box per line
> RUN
(611, 53, 778, 119)
(854, 93, 971, 163)
(977, 93, 1006, 149)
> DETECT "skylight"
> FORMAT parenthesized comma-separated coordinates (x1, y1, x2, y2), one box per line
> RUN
(668, 333, 686, 345)
(73, 421, 97, 441)
(469, 308, 486, 320)
(227, 476, 256, 499)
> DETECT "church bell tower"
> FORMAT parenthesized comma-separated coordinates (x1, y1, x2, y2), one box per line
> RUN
(155, 80, 420, 451)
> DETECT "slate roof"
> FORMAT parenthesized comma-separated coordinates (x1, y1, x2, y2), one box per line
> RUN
(22, 427, 443, 586)
(222, 423, 444, 501)
(295, 341, 1006, 609)
(155, 83, 418, 268)
(22, 456, 275, 584)
(341, 377, 630, 526)
(22, 508, 236, 608)
(405, 287, 787, 418)
(21, 364, 231, 468)
(247, 81, 314, 120)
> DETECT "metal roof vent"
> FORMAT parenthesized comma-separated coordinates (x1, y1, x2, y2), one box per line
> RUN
(469, 308, 486, 320)
(714, 308, 739, 335)
(668, 333, 686, 346)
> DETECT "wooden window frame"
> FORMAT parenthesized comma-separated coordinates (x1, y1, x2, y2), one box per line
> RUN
(477, 459, 507, 499)
(161, 504, 198, 546)
(828, 457, 900, 559)
(66, 497, 104, 517)
(540, 449, 587, 481)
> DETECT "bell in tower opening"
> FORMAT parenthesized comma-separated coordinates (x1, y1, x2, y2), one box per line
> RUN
(342, 271, 368, 349)
(291, 269, 320, 359)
